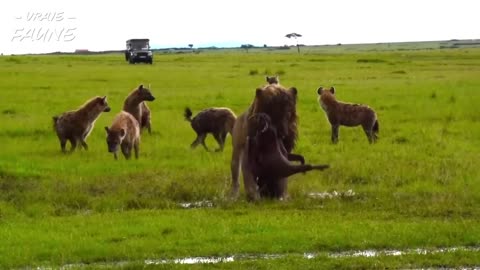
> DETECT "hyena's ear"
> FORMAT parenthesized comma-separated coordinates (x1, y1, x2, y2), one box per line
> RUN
(102, 96, 107, 102)
(255, 88, 263, 97)
(330, 87, 335, 94)
(289, 87, 297, 96)
(317, 87, 324, 95)
(138, 84, 144, 90)
(120, 128, 126, 137)
(104, 126, 109, 133)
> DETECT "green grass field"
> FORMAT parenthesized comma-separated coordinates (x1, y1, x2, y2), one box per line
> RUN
(0, 47, 479, 269)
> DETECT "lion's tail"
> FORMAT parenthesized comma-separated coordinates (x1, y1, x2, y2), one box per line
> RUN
(184, 107, 193, 122)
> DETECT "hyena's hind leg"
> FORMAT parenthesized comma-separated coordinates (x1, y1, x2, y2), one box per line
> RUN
(68, 137, 78, 152)
(372, 120, 379, 141)
(191, 133, 209, 151)
(59, 137, 67, 153)
(80, 139, 88, 150)
(213, 132, 226, 152)
(362, 121, 377, 144)
(146, 122, 152, 134)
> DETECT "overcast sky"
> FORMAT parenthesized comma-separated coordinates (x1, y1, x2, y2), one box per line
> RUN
(1, 0, 478, 54)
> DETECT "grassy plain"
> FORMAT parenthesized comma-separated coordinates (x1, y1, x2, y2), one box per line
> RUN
(0, 46, 479, 268)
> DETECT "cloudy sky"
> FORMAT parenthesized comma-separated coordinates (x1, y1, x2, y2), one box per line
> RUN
(1, 0, 478, 54)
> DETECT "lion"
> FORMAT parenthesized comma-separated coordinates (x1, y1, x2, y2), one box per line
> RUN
(230, 84, 298, 201)
(317, 86, 379, 144)
(248, 113, 329, 198)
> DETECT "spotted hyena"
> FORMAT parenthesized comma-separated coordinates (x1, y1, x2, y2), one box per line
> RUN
(266, 75, 279, 85)
(184, 107, 236, 152)
(105, 111, 140, 160)
(53, 96, 111, 152)
(123, 84, 155, 133)
(317, 86, 379, 143)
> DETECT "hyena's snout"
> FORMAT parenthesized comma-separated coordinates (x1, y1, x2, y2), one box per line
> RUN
(107, 143, 118, 153)
(104, 106, 111, 112)
(147, 95, 155, 101)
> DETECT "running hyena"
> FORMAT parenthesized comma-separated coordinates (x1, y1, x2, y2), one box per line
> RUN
(184, 107, 236, 152)
(53, 96, 111, 152)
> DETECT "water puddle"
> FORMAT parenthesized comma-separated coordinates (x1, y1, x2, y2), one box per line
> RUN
(308, 189, 356, 199)
(146, 256, 234, 265)
(28, 246, 478, 269)
(176, 191, 355, 210)
(178, 200, 214, 209)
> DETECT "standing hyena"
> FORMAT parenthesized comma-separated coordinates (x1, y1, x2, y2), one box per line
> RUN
(53, 96, 111, 152)
(317, 86, 379, 144)
(266, 75, 279, 85)
(105, 111, 140, 160)
(123, 84, 155, 133)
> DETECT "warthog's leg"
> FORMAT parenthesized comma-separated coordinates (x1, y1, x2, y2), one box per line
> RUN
(287, 153, 305, 164)
(274, 163, 330, 179)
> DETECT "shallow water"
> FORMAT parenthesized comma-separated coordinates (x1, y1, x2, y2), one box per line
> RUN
(175, 190, 355, 210)
(28, 246, 479, 269)
(178, 200, 214, 209)
(308, 189, 356, 199)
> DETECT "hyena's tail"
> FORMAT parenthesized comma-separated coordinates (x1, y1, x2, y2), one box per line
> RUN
(52, 116, 59, 131)
(184, 107, 193, 122)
